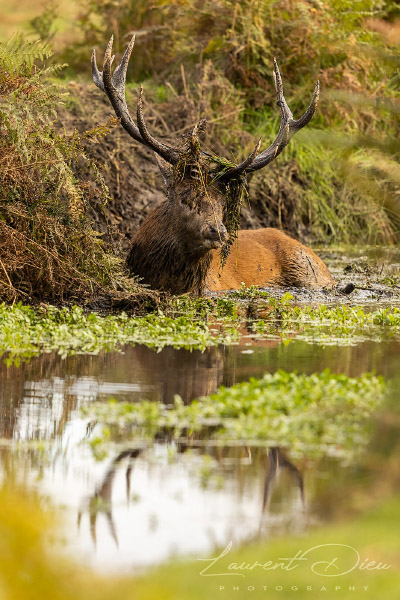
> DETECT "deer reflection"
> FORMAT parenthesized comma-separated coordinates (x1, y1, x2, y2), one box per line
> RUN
(176, 442, 305, 539)
(80, 442, 305, 551)
(261, 447, 304, 513)
(78, 448, 142, 549)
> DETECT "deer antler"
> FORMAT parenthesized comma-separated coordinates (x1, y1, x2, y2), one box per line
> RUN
(92, 40, 319, 177)
(92, 36, 180, 164)
(221, 60, 319, 180)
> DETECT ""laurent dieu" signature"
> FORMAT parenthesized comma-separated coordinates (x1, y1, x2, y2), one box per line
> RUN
(198, 542, 392, 578)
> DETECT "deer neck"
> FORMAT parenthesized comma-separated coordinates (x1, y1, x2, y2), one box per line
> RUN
(127, 203, 213, 295)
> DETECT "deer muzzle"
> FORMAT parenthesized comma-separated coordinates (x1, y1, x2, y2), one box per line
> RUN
(204, 223, 228, 249)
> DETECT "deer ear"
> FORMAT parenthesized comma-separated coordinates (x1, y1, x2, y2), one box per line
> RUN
(154, 153, 173, 195)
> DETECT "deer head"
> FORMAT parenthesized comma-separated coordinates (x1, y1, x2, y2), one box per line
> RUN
(92, 36, 319, 295)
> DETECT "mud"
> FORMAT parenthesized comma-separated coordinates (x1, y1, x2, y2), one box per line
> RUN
(244, 248, 400, 306)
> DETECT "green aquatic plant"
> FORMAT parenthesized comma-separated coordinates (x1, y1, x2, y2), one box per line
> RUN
(0, 303, 239, 365)
(173, 292, 400, 344)
(251, 303, 400, 344)
(82, 369, 385, 459)
(3, 298, 400, 365)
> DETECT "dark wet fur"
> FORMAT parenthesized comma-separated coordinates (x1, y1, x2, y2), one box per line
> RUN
(127, 202, 213, 295)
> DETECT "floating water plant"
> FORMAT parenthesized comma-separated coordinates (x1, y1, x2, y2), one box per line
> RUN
(3, 299, 400, 365)
(83, 370, 385, 460)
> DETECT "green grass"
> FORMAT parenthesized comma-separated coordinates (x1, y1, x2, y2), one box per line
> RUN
(132, 496, 400, 600)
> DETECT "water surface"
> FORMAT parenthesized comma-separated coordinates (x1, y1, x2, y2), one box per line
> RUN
(0, 336, 398, 571)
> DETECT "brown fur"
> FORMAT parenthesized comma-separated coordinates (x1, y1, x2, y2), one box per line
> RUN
(126, 183, 335, 295)
(208, 228, 335, 291)
(126, 184, 225, 295)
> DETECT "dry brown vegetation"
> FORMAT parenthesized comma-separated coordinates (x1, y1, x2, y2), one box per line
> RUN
(0, 36, 160, 307)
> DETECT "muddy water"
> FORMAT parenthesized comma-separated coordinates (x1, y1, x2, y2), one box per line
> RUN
(0, 336, 399, 572)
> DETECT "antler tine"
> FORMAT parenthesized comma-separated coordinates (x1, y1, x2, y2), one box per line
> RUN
(91, 48, 105, 92)
(187, 118, 207, 159)
(218, 59, 317, 180)
(273, 58, 293, 121)
(291, 79, 320, 130)
(218, 138, 262, 181)
(102, 35, 114, 90)
(246, 60, 319, 173)
(92, 35, 180, 164)
(112, 35, 136, 89)
(191, 118, 207, 139)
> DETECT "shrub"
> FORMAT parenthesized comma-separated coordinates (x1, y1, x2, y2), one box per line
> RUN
(0, 35, 158, 307)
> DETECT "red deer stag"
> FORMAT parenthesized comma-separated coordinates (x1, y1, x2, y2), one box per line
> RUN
(92, 36, 335, 295)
